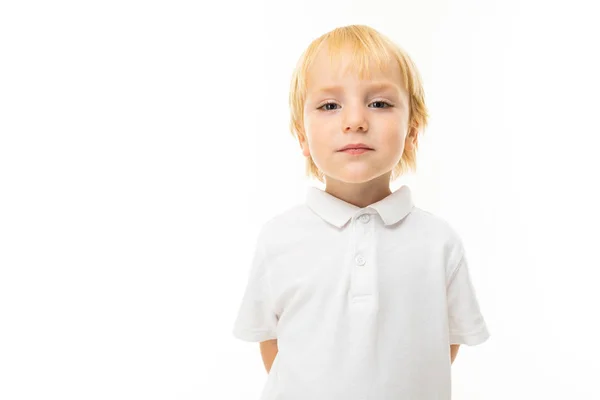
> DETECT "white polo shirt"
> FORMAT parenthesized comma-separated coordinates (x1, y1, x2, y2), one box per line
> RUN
(233, 185, 490, 400)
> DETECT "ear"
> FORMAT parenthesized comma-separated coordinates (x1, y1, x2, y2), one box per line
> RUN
(298, 133, 310, 157)
(404, 126, 418, 151)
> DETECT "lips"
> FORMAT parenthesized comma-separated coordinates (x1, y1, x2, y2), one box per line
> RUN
(338, 143, 373, 151)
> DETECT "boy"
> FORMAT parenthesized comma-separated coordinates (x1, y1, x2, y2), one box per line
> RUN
(232, 24, 490, 399)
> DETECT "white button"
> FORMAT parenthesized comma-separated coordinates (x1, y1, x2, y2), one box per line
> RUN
(359, 214, 370, 223)
(355, 255, 366, 266)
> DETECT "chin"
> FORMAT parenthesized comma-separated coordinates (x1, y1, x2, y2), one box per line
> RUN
(325, 169, 385, 184)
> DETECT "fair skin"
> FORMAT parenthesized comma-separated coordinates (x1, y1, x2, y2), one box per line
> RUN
(259, 339, 279, 373)
(260, 45, 462, 374)
(299, 44, 418, 208)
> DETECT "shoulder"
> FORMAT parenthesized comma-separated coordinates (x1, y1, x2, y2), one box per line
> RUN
(254, 203, 318, 249)
(409, 207, 462, 239)
(260, 203, 313, 233)
(407, 206, 466, 266)
(248, 203, 324, 271)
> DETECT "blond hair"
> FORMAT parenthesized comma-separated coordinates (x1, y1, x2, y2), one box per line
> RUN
(288, 24, 429, 182)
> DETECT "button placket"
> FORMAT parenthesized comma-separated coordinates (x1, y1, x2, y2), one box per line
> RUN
(355, 254, 366, 266)
(350, 211, 377, 304)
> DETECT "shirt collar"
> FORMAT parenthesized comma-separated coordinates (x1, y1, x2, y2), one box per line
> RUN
(306, 185, 415, 228)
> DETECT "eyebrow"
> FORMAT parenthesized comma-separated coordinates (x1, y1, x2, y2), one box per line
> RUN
(313, 82, 401, 95)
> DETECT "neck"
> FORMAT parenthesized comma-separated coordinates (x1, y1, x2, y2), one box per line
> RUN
(324, 173, 392, 208)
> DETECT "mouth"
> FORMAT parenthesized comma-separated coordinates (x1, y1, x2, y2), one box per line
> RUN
(337, 143, 374, 154)
(339, 148, 373, 155)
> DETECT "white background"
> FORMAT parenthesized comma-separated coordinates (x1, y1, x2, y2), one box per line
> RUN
(1, 0, 599, 399)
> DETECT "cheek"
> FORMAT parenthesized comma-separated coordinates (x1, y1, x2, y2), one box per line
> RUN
(307, 132, 328, 154)
(304, 115, 333, 147)
(305, 112, 327, 130)
(386, 117, 408, 142)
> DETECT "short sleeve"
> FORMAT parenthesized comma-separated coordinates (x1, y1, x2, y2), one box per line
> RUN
(232, 232, 278, 342)
(447, 248, 490, 346)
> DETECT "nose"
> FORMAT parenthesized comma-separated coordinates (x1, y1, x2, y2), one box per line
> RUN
(342, 106, 368, 133)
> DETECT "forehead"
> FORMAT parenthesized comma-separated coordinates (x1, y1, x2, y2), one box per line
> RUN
(305, 44, 406, 91)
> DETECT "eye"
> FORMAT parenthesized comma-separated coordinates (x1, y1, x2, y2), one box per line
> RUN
(370, 101, 393, 109)
(318, 102, 340, 111)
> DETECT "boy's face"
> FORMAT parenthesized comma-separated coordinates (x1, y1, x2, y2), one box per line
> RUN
(301, 46, 416, 184)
